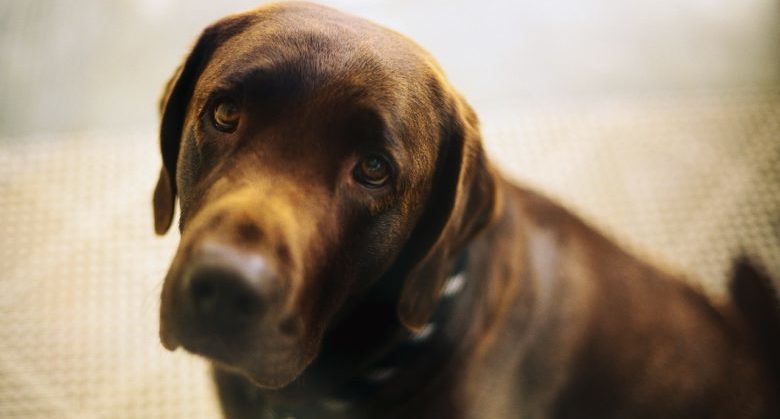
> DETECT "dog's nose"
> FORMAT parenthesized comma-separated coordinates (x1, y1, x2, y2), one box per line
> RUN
(184, 242, 278, 331)
(187, 265, 267, 323)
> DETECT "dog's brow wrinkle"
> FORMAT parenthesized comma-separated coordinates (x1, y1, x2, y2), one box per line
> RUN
(225, 67, 264, 86)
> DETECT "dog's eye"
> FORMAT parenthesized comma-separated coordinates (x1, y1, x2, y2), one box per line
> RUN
(354, 155, 391, 188)
(212, 99, 240, 132)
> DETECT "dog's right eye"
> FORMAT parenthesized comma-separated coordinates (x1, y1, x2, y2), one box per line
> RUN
(354, 154, 392, 188)
(212, 99, 240, 132)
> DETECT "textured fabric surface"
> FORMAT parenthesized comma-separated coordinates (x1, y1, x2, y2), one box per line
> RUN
(1, 92, 778, 418)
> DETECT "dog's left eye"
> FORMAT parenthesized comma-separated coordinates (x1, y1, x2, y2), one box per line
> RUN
(354, 155, 391, 188)
(212, 99, 240, 132)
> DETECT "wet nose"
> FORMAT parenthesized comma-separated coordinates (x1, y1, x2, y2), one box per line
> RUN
(184, 242, 278, 331)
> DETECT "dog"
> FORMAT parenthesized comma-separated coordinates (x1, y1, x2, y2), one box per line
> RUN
(153, 2, 780, 418)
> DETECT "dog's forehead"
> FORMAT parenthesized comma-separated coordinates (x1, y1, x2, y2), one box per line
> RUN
(197, 3, 442, 118)
(230, 2, 430, 74)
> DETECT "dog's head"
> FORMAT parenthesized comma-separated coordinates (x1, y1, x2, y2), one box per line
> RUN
(154, 2, 498, 389)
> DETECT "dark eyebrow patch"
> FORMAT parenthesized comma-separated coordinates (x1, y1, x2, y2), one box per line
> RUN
(223, 64, 310, 104)
(343, 107, 398, 148)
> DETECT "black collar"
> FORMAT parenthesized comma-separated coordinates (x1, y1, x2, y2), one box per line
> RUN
(268, 252, 470, 418)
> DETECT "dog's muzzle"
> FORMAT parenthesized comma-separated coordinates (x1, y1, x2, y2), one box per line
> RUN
(161, 240, 300, 356)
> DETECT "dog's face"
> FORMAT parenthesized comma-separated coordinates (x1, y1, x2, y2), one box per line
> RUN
(154, 2, 496, 389)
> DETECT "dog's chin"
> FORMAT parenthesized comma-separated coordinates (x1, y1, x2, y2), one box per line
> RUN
(211, 350, 313, 390)
(241, 364, 308, 390)
(177, 335, 315, 390)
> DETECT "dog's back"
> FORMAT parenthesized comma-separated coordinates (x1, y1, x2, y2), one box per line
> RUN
(481, 186, 780, 418)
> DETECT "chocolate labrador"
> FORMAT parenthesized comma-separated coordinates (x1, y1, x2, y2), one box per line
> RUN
(153, 2, 780, 418)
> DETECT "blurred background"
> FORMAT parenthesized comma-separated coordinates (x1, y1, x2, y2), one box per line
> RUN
(1, 0, 778, 418)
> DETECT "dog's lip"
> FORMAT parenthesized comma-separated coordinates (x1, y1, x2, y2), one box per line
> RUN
(160, 327, 181, 351)
(165, 311, 305, 359)
(159, 308, 181, 351)
(245, 368, 304, 390)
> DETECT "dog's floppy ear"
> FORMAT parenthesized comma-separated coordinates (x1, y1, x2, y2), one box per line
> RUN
(153, 62, 184, 235)
(397, 93, 500, 331)
(152, 14, 254, 235)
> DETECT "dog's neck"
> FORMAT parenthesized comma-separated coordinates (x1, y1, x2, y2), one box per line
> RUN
(331, 253, 469, 396)
(259, 251, 472, 417)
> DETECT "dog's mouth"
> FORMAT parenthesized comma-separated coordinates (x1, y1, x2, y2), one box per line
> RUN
(161, 306, 314, 388)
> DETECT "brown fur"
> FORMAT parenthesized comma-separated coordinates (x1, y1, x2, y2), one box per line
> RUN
(153, 3, 780, 418)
